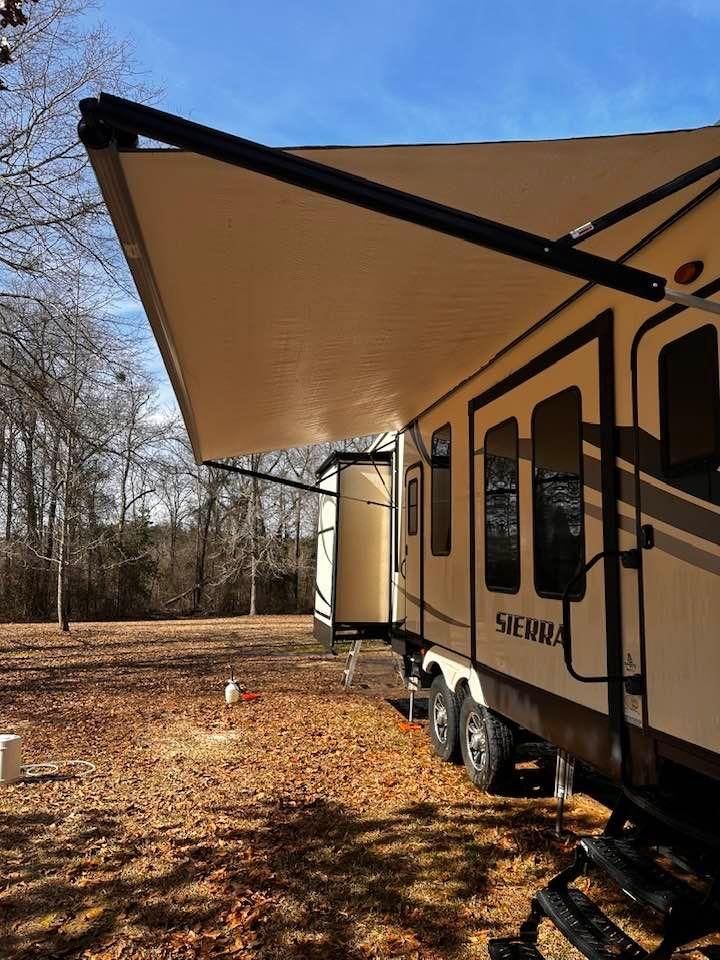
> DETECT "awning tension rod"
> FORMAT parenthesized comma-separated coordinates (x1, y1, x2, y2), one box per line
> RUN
(204, 459, 392, 508)
(78, 93, 720, 318)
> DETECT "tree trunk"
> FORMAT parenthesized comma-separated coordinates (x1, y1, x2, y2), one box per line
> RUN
(248, 472, 259, 616)
(43, 434, 61, 614)
(2, 424, 13, 592)
(21, 418, 39, 546)
(194, 476, 215, 613)
(56, 503, 69, 633)
(4, 431, 11, 543)
(249, 554, 257, 617)
(294, 494, 301, 613)
(57, 539, 69, 632)
(56, 436, 72, 633)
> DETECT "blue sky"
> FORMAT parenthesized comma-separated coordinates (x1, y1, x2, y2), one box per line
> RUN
(96, 0, 720, 146)
(92, 0, 720, 406)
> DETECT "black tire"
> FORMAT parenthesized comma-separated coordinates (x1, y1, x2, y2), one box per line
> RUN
(428, 674, 461, 762)
(459, 697, 515, 792)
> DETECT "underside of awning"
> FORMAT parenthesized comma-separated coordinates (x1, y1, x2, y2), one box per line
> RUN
(79, 95, 720, 462)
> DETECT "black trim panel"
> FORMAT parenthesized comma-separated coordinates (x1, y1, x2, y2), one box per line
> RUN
(476, 663, 614, 775)
(313, 616, 333, 650)
(653, 726, 720, 782)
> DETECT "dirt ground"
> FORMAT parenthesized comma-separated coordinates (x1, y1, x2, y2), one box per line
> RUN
(0, 616, 652, 960)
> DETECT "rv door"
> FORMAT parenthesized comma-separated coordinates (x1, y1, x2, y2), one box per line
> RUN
(634, 311, 720, 763)
(470, 316, 622, 774)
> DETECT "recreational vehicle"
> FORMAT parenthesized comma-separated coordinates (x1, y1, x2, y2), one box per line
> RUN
(80, 94, 720, 960)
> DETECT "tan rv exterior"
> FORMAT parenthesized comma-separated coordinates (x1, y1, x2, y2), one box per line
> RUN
(388, 189, 720, 784)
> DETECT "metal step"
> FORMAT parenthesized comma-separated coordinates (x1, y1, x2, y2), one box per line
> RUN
(581, 836, 695, 915)
(536, 887, 647, 960)
(488, 939, 546, 960)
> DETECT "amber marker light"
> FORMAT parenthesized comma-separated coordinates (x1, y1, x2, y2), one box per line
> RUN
(674, 260, 704, 285)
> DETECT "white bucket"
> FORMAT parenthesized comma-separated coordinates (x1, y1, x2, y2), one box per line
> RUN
(0, 734, 22, 784)
(225, 680, 242, 705)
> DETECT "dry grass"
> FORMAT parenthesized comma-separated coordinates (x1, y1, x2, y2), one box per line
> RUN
(0, 616, 656, 959)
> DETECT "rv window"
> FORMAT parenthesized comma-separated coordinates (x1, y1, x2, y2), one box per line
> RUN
(407, 478, 418, 536)
(484, 418, 520, 592)
(532, 388, 585, 599)
(659, 325, 720, 476)
(431, 424, 452, 556)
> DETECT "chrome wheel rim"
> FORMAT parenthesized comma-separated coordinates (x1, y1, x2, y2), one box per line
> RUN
(433, 692, 449, 744)
(466, 710, 486, 771)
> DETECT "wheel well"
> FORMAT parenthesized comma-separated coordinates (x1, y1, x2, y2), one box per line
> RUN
(455, 678, 470, 702)
(422, 660, 441, 688)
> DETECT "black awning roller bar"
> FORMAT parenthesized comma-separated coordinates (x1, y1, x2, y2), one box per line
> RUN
(78, 93, 720, 317)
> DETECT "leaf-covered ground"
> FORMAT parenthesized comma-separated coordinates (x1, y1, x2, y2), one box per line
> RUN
(0, 617, 657, 959)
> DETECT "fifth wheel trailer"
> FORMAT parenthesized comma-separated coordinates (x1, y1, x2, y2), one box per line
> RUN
(80, 94, 720, 959)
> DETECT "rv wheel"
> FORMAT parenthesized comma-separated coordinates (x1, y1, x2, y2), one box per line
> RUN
(428, 674, 460, 762)
(459, 697, 514, 793)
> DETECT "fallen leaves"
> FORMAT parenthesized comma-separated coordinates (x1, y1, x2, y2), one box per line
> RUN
(60, 905, 107, 939)
(0, 615, 614, 960)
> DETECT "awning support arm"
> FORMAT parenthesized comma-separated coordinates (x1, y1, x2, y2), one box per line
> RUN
(204, 459, 392, 508)
(78, 93, 666, 304)
(557, 153, 720, 246)
(663, 287, 720, 316)
(205, 459, 338, 497)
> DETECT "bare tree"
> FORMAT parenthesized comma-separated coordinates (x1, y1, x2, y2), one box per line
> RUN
(0, 1, 378, 628)
(0, 0, 147, 294)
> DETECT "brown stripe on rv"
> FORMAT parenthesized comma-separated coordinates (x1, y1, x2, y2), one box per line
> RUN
(585, 502, 720, 576)
(584, 421, 720, 504)
(399, 586, 470, 630)
(580, 445, 720, 547)
(477, 424, 719, 549)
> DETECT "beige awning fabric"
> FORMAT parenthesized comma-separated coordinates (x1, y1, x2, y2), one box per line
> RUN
(87, 120, 720, 461)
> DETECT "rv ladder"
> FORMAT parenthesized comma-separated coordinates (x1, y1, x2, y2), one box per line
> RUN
(341, 637, 363, 691)
(489, 788, 720, 960)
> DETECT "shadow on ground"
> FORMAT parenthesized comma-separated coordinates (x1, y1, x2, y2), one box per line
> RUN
(0, 618, 615, 959)
(0, 792, 603, 959)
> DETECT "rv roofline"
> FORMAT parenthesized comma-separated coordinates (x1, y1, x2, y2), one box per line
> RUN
(314, 450, 393, 480)
(87, 122, 720, 154)
(78, 93, 668, 303)
(403, 171, 720, 430)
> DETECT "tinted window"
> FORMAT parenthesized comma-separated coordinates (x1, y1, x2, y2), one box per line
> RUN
(532, 389, 585, 599)
(407, 478, 418, 536)
(659, 325, 720, 475)
(431, 424, 451, 556)
(485, 419, 520, 592)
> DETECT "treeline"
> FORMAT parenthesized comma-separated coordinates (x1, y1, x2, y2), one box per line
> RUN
(0, 336, 361, 624)
(0, 1, 367, 628)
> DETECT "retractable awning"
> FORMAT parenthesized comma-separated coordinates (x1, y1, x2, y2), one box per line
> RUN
(79, 95, 720, 462)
